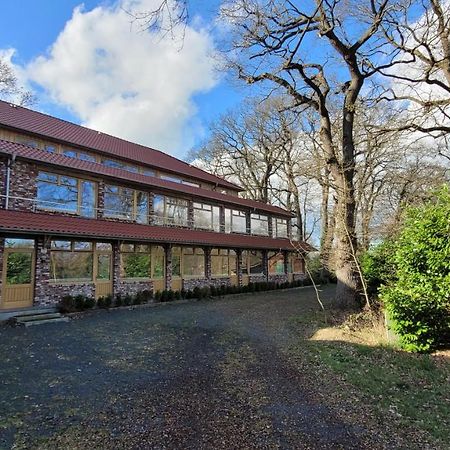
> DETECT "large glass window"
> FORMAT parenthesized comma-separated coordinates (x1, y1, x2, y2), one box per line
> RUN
(37, 172, 96, 217)
(62, 148, 97, 162)
(268, 251, 285, 274)
(104, 185, 148, 223)
(272, 218, 288, 238)
(152, 246, 165, 279)
(172, 247, 181, 277)
(251, 214, 269, 236)
(153, 195, 189, 226)
(287, 253, 304, 273)
(224, 208, 247, 233)
(120, 244, 151, 279)
(193, 203, 220, 231)
(242, 250, 264, 275)
(182, 247, 205, 278)
(50, 241, 93, 282)
(211, 249, 236, 277)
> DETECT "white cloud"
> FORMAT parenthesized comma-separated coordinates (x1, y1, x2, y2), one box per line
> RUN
(26, 0, 217, 155)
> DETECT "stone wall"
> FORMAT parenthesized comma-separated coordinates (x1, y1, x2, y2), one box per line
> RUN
(8, 160, 38, 211)
(268, 274, 289, 284)
(0, 238, 4, 306)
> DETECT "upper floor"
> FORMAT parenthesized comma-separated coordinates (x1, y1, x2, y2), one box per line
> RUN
(0, 102, 296, 242)
(0, 100, 241, 196)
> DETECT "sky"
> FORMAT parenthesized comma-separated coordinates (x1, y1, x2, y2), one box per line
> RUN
(0, 0, 244, 159)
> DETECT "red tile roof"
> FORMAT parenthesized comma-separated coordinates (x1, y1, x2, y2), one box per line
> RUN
(0, 209, 314, 252)
(0, 139, 293, 217)
(0, 100, 242, 191)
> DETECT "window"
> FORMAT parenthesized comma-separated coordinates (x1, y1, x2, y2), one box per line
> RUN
(182, 247, 205, 278)
(251, 214, 269, 236)
(102, 159, 139, 173)
(268, 251, 285, 274)
(4, 239, 35, 285)
(153, 195, 189, 226)
(225, 209, 247, 233)
(44, 144, 56, 153)
(152, 246, 165, 279)
(287, 253, 304, 274)
(242, 250, 264, 275)
(160, 174, 200, 188)
(5, 238, 35, 248)
(62, 148, 97, 162)
(104, 185, 148, 223)
(17, 138, 38, 148)
(273, 218, 288, 238)
(172, 247, 181, 277)
(182, 180, 200, 188)
(142, 168, 156, 177)
(50, 241, 93, 282)
(211, 249, 236, 277)
(120, 243, 151, 279)
(193, 203, 220, 231)
(36, 171, 96, 217)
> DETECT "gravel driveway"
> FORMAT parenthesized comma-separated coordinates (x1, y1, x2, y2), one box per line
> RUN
(0, 286, 401, 449)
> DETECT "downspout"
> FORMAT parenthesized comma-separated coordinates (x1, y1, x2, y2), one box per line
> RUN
(5, 153, 16, 210)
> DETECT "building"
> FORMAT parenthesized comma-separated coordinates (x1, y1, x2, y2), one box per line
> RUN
(0, 100, 311, 310)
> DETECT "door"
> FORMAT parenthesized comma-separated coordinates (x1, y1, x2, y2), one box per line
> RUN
(95, 252, 113, 299)
(1, 246, 35, 309)
(241, 274, 249, 286)
(152, 245, 165, 292)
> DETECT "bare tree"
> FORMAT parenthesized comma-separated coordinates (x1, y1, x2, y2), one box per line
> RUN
(219, 0, 396, 308)
(0, 57, 34, 106)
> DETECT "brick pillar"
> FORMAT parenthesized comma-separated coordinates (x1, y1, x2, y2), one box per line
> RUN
(9, 161, 38, 211)
(34, 236, 51, 306)
(268, 216, 273, 238)
(97, 180, 105, 219)
(287, 218, 292, 240)
(262, 250, 269, 281)
(112, 241, 121, 297)
(205, 247, 212, 279)
(220, 206, 226, 233)
(0, 159, 7, 208)
(246, 212, 251, 234)
(188, 201, 195, 229)
(236, 249, 243, 286)
(164, 245, 172, 290)
(148, 192, 155, 225)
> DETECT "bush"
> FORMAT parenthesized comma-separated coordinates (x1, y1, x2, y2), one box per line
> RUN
(104, 294, 113, 308)
(115, 294, 123, 307)
(167, 290, 175, 302)
(192, 286, 202, 299)
(74, 295, 85, 311)
(160, 290, 169, 302)
(84, 297, 96, 309)
(123, 294, 133, 306)
(154, 291, 162, 303)
(380, 187, 450, 352)
(59, 295, 77, 313)
(97, 296, 107, 309)
(174, 290, 181, 301)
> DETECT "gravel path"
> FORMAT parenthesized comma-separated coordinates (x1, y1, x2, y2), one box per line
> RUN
(0, 286, 417, 449)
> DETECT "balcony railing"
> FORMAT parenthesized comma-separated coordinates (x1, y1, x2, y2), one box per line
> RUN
(0, 194, 292, 239)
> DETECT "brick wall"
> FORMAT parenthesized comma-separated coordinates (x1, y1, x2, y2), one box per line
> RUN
(8, 160, 38, 211)
(0, 238, 4, 306)
(268, 274, 289, 284)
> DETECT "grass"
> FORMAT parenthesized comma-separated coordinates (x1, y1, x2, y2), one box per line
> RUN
(290, 310, 450, 446)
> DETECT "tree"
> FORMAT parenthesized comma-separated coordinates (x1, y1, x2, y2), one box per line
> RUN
(380, 0, 450, 160)
(0, 57, 34, 106)
(219, 0, 395, 308)
(380, 186, 450, 352)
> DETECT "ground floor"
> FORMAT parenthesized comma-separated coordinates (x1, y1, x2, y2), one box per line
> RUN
(0, 234, 306, 309)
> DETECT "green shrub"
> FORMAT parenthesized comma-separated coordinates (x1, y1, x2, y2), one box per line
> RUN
(381, 186, 450, 352)
(154, 291, 162, 302)
(123, 294, 133, 306)
(58, 295, 77, 313)
(209, 285, 217, 296)
(167, 290, 175, 302)
(84, 297, 96, 309)
(74, 295, 85, 310)
(115, 294, 123, 307)
(104, 294, 113, 308)
(174, 290, 181, 301)
(160, 290, 169, 302)
(180, 289, 187, 299)
(192, 286, 201, 299)
(97, 296, 107, 309)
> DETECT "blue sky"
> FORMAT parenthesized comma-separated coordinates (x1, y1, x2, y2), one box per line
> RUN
(0, 0, 244, 158)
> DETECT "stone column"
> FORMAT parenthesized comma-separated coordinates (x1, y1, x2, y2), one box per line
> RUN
(188, 201, 195, 229)
(204, 247, 212, 280)
(236, 249, 243, 286)
(164, 245, 172, 291)
(0, 238, 4, 304)
(262, 250, 269, 281)
(97, 180, 105, 219)
(246, 212, 251, 235)
(112, 241, 121, 297)
(268, 216, 274, 238)
(34, 236, 51, 306)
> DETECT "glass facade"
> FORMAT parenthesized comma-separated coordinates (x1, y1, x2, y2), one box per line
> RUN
(224, 208, 247, 233)
(250, 214, 269, 236)
(153, 195, 189, 226)
(193, 202, 220, 231)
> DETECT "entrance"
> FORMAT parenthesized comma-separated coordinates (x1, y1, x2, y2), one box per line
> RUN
(1, 239, 35, 309)
(94, 243, 113, 299)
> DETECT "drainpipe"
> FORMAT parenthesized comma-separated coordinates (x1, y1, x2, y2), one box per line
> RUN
(5, 153, 16, 210)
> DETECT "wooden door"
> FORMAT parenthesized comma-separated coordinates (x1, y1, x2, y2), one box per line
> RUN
(95, 252, 113, 299)
(1, 248, 35, 309)
(171, 278, 182, 291)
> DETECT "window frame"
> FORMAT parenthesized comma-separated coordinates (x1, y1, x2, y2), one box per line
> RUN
(104, 184, 149, 223)
(250, 213, 269, 236)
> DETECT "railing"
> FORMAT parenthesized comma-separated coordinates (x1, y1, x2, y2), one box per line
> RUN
(0, 194, 292, 239)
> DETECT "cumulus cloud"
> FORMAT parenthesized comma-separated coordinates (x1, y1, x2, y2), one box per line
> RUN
(26, 0, 217, 155)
